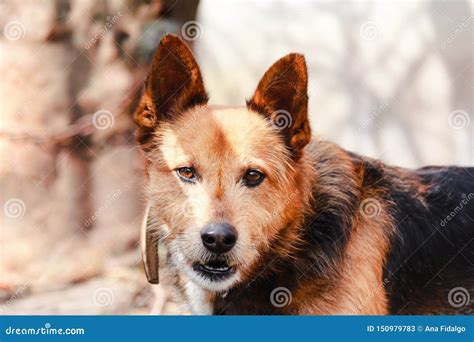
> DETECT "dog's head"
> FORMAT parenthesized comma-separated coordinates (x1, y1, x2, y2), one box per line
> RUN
(136, 34, 312, 292)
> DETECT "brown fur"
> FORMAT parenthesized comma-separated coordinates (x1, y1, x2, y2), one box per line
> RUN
(247, 53, 311, 156)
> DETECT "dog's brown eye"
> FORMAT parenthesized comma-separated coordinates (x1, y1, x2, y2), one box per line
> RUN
(176, 167, 197, 183)
(242, 169, 265, 187)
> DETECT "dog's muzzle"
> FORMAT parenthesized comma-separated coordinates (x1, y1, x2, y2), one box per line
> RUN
(192, 258, 236, 281)
(190, 221, 238, 281)
(200, 221, 237, 254)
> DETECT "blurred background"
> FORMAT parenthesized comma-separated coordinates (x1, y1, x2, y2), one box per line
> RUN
(0, 0, 472, 314)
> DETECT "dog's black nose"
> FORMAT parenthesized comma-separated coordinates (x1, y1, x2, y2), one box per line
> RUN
(201, 222, 237, 254)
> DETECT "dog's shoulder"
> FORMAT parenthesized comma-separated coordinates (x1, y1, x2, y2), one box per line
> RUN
(304, 144, 473, 314)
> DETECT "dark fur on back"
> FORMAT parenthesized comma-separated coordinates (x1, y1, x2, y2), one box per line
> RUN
(384, 166, 474, 314)
(213, 144, 474, 315)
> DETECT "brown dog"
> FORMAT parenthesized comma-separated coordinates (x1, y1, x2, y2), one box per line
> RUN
(135, 34, 474, 315)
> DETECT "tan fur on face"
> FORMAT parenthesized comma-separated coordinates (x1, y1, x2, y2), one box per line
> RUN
(145, 105, 312, 290)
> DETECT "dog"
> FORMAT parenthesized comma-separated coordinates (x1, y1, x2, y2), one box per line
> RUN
(134, 34, 474, 315)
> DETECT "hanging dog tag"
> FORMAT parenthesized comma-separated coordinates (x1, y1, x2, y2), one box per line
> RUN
(141, 203, 159, 284)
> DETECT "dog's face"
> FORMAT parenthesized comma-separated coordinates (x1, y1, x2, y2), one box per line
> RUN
(135, 35, 311, 292)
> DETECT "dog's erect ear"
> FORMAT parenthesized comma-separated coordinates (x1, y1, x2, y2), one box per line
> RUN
(247, 54, 311, 156)
(134, 34, 208, 146)
(141, 204, 159, 284)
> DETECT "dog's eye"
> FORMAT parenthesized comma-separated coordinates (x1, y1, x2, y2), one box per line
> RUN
(242, 169, 265, 187)
(176, 167, 197, 183)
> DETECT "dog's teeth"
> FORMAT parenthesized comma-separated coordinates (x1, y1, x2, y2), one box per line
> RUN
(197, 260, 234, 275)
(202, 264, 230, 272)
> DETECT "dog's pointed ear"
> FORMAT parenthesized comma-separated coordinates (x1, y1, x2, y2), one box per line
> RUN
(247, 53, 311, 157)
(134, 34, 208, 145)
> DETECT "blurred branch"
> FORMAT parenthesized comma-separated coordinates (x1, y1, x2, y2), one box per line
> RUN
(0, 115, 94, 148)
(0, 112, 134, 151)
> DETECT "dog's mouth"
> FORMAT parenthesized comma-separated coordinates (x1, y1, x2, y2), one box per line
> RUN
(192, 259, 236, 281)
